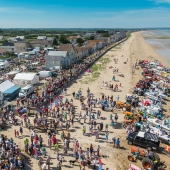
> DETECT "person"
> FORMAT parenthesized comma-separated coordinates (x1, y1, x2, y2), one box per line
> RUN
(82, 126, 86, 135)
(39, 135, 43, 147)
(115, 113, 118, 123)
(112, 137, 116, 147)
(97, 145, 100, 157)
(105, 132, 109, 142)
(41, 146, 46, 157)
(105, 123, 108, 132)
(19, 127, 23, 136)
(93, 158, 97, 169)
(41, 163, 46, 170)
(110, 114, 113, 121)
(46, 155, 51, 169)
(56, 162, 61, 170)
(116, 95, 119, 101)
(115, 138, 120, 148)
(54, 143, 59, 153)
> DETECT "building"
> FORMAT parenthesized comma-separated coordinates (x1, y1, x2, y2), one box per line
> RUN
(37, 36, 47, 40)
(73, 46, 83, 61)
(0, 49, 5, 56)
(29, 39, 51, 49)
(59, 44, 75, 64)
(46, 51, 70, 69)
(98, 37, 110, 44)
(81, 47, 89, 58)
(46, 37, 54, 43)
(69, 36, 77, 44)
(14, 42, 28, 53)
(0, 42, 14, 52)
(16, 36, 25, 40)
(85, 41, 97, 54)
(0, 36, 4, 41)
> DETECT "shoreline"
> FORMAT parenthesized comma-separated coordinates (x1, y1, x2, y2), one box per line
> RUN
(141, 31, 170, 64)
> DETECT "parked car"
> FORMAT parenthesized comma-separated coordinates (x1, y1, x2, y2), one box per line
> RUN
(19, 85, 34, 97)
(126, 131, 160, 151)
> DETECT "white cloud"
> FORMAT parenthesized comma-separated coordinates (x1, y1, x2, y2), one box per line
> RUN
(150, 0, 170, 3)
(0, 7, 43, 14)
(88, 8, 170, 28)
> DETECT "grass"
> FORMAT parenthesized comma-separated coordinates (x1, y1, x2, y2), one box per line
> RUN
(81, 57, 111, 84)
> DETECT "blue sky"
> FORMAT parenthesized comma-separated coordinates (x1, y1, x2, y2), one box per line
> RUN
(0, 0, 170, 28)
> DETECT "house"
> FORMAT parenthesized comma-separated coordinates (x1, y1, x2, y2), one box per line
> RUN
(46, 37, 54, 43)
(69, 36, 77, 44)
(97, 37, 110, 45)
(37, 36, 47, 40)
(14, 42, 28, 53)
(46, 51, 69, 69)
(85, 41, 98, 54)
(59, 44, 75, 64)
(0, 42, 14, 52)
(16, 36, 25, 40)
(0, 36, 4, 41)
(0, 49, 6, 56)
(29, 40, 51, 49)
(8, 37, 17, 42)
(73, 46, 83, 61)
(81, 47, 89, 58)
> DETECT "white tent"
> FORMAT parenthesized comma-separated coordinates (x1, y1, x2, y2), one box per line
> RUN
(0, 80, 15, 101)
(13, 73, 39, 87)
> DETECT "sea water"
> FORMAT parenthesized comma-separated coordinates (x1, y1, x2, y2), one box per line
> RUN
(142, 29, 170, 64)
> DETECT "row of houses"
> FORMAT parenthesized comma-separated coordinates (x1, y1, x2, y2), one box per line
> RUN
(45, 32, 126, 69)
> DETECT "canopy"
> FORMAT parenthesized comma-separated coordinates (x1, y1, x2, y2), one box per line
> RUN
(0, 80, 15, 92)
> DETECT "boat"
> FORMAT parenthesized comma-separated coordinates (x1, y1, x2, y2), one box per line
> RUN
(147, 118, 170, 132)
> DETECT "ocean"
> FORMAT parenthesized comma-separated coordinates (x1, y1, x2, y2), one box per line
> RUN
(142, 29, 170, 64)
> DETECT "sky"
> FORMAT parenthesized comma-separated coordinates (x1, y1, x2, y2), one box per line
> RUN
(0, 0, 170, 28)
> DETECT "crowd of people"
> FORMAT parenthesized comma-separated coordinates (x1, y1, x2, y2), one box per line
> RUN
(0, 42, 128, 170)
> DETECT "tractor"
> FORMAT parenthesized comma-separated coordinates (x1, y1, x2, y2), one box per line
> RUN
(128, 146, 166, 170)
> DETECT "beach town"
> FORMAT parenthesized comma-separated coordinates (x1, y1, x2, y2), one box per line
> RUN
(0, 30, 170, 170)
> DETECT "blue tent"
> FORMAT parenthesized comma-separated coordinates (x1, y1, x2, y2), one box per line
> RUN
(3, 86, 21, 101)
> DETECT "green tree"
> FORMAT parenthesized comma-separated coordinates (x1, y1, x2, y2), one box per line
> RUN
(52, 38, 58, 46)
(76, 38, 84, 46)
(102, 33, 110, 37)
(90, 36, 95, 40)
(59, 35, 69, 44)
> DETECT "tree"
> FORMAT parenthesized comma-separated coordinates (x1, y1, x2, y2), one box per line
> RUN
(76, 38, 84, 46)
(102, 33, 110, 37)
(59, 35, 69, 44)
(90, 36, 95, 40)
(52, 38, 58, 46)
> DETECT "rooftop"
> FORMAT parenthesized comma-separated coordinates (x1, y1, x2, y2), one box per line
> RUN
(48, 51, 68, 57)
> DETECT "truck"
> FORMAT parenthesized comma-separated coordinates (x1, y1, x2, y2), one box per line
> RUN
(126, 131, 160, 151)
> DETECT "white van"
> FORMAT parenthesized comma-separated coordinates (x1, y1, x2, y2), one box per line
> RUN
(19, 85, 34, 97)
(38, 71, 52, 78)
(0, 61, 9, 70)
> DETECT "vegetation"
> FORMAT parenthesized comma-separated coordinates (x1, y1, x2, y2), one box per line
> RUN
(59, 35, 69, 44)
(52, 38, 59, 46)
(90, 36, 95, 40)
(76, 38, 84, 46)
(82, 57, 111, 84)
(102, 33, 110, 37)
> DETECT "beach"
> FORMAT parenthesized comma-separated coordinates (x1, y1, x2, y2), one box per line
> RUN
(1, 31, 170, 170)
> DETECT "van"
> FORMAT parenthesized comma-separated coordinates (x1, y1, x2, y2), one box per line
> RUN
(0, 61, 10, 70)
(38, 71, 52, 78)
(19, 85, 34, 97)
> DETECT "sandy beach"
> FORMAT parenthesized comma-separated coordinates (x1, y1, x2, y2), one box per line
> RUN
(2, 31, 170, 170)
